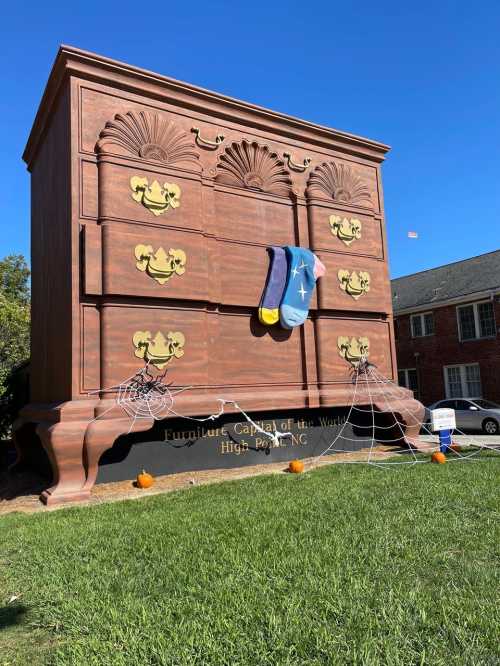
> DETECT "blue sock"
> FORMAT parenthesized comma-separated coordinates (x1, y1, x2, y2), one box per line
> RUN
(280, 247, 325, 329)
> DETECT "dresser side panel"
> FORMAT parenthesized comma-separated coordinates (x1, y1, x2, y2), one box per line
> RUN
(30, 85, 73, 402)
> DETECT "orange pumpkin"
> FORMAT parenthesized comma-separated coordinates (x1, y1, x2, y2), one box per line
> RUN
(136, 470, 154, 488)
(289, 459, 304, 474)
(431, 451, 446, 464)
(450, 443, 461, 453)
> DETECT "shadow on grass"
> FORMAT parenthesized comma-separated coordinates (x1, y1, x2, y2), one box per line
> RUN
(0, 467, 48, 502)
(1, 437, 51, 502)
(0, 603, 28, 632)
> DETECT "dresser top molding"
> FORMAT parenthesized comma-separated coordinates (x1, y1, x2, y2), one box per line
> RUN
(23, 45, 390, 169)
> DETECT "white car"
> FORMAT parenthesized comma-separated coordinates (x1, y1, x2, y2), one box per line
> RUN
(425, 399, 500, 435)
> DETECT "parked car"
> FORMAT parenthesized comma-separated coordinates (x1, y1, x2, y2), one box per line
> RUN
(424, 399, 500, 434)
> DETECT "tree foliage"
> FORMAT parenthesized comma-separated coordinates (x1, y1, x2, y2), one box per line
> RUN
(0, 254, 30, 305)
(0, 255, 30, 438)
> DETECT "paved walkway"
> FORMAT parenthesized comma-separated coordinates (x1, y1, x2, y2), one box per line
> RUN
(420, 434, 500, 445)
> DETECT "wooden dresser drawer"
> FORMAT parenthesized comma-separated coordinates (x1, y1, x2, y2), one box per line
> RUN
(100, 306, 305, 390)
(316, 316, 394, 383)
(214, 187, 295, 247)
(308, 203, 384, 260)
(99, 160, 203, 231)
(315, 253, 391, 313)
(100, 223, 208, 300)
(95, 224, 301, 309)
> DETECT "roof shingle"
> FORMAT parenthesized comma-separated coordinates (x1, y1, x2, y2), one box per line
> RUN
(391, 250, 500, 312)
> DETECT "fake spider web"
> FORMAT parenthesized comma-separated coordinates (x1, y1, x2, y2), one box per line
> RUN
(116, 367, 175, 420)
(90, 360, 500, 467)
(92, 364, 292, 446)
(307, 359, 500, 469)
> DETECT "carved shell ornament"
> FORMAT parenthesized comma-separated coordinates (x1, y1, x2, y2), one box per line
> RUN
(308, 161, 372, 208)
(130, 177, 181, 216)
(97, 111, 199, 166)
(216, 140, 292, 196)
(337, 336, 370, 366)
(338, 270, 371, 300)
(135, 245, 187, 285)
(133, 331, 185, 370)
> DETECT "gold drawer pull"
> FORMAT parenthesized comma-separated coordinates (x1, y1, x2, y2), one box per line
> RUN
(133, 331, 185, 370)
(337, 336, 370, 366)
(283, 152, 311, 172)
(130, 177, 181, 216)
(329, 215, 362, 246)
(338, 270, 370, 300)
(135, 245, 186, 285)
(191, 127, 225, 149)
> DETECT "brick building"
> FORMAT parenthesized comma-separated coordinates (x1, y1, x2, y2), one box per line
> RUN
(392, 250, 500, 406)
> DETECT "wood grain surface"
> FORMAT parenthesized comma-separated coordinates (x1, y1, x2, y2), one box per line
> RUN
(19, 47, 421, 504)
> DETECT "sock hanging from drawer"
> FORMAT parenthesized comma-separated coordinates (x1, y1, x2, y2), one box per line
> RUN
(258, 246, 288, 325)
(280, 247, 325, 329)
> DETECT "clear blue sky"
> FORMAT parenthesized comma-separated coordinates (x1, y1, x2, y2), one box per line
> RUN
(1, 1, 499, 278)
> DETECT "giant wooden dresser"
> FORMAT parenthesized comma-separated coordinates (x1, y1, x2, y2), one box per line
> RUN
(17, 46, 423, 504)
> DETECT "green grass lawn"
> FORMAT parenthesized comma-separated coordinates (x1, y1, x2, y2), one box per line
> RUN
(1, 457, 499, 665)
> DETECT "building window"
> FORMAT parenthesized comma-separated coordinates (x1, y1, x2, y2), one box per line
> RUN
(411, 312, 434, 337)
(398, 368, 419, 394)
(465, 364, 482, 397)
(457, 301, 496, 341)
(444, 364, 482, 398)
(478, 302, 496, 337)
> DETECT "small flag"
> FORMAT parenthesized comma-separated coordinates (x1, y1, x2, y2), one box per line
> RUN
(407, 231, 418, 239)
